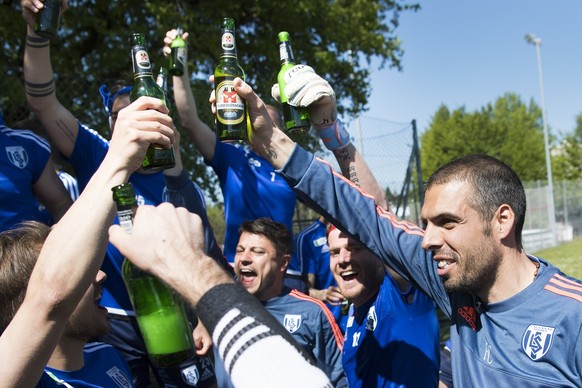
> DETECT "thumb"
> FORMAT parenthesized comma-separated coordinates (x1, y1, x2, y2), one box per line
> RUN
(108, 224, 133, 257)
(271, 83, 281, 102)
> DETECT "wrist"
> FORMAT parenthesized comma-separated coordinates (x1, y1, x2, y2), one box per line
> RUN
(317, 119, 351, 151)
(26, 34, 50, 48)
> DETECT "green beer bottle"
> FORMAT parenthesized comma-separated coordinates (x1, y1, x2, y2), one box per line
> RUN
(156, 66, 169, 94)
(112, 183, 195, 368)
(277, 31, 310, 133)
(129, 32, 176, 170)
(169, 27, 186, 77)
(34, 0, 61, 40)
(214, 17, 249, 142)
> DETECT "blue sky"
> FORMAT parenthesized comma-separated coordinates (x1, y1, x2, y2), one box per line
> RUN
(365, 0, 582, 138)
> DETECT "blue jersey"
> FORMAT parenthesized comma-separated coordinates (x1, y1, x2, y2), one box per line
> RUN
(214, 287, 346, 387)
(207, 142, 296, 265)
(343, 274, 439, 387)
(0, 125, 51, 231)
(295, 219, 347, 330)
(69, 123, 165, 314)
(38, 342, 133, 387)
(264, 288, 346, 386)
(281, 146, 582, 387)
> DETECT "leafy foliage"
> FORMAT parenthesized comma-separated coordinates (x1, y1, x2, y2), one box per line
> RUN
(1, 0, 418, 197)
(553, 113, 582, 181)
(420, 93, 547, 182)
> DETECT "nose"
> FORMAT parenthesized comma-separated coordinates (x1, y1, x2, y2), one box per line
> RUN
(421, 224, 442, 251)
(337, 248, 351, 265)
(95, 270, 107, 284)
(236, 249, 252, 264)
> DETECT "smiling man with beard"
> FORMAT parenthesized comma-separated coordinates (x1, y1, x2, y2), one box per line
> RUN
(213, 217, 346, 387)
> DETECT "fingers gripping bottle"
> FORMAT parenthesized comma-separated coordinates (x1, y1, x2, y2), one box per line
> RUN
(214, 17, 250, 142)
(277, 31, 310, 132)
(129, 32, 176, 170)
(112, 183, 195, 368)
(170, 27, 187, 77)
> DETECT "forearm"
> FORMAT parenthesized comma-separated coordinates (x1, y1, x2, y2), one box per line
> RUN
(23, 27, 57, 111)
(250, 126, 295, 170)
(173, 73, 216, 160)
(29, 155, 130, 305)
(333, 144, 388, 209)
(24, 26, 77, 156)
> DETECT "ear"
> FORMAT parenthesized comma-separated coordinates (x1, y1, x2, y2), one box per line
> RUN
(495, 204, 515, 240)
(280, 254, 291, 273)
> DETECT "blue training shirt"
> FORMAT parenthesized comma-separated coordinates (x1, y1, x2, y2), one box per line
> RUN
(343, 274, 440, 387)
(38, 342, 133, 387)
(207, 141, 296, 265)
(0, 125, 51, 231)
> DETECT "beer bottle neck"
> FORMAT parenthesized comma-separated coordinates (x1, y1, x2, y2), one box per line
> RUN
(220, 29, 238, 58)
(279, 41, 295, 65)
(131, 45, 154, 78)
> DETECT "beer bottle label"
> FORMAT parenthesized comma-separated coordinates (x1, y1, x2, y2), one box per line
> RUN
(216, 80, 244, 125)
(221, 32, 235, 52)
(134, 50, 152, 71)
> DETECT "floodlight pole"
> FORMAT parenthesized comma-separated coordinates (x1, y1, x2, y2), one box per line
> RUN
(525, 33, 557, 246)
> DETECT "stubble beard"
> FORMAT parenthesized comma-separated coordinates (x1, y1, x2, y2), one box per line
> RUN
(442, 237, 501, 295)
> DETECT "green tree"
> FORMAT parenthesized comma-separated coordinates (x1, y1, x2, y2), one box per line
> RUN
(553, 113, 582, 181)
(1, 0, 419, 198)
(420, 93, 547, 182)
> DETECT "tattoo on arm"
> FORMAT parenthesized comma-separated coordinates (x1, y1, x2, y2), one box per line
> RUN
(266, 148, 278, 160)
(56, 119, 76, 144)
(334, 148, 351, 163)
(347, 166, 361, 187)
(25, 79, 55, 98)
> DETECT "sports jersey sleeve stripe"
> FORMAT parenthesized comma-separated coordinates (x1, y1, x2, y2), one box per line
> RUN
(289, 289, 344, 349)
(4, 128, 51, 152)
(553, 273, 582, 290)
(543, 284, 582, 303)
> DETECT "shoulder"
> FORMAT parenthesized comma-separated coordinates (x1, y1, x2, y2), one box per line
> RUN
(0, 126, 50, 152)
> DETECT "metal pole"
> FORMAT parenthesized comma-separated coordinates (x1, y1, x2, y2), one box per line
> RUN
(526, 34, 557, 246)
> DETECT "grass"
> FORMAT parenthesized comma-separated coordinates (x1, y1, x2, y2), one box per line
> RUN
(533, 237, 582, 279)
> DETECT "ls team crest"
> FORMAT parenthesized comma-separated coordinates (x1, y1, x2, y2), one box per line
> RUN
(522, 324, 555, 360)
(284, 314, 302, 334)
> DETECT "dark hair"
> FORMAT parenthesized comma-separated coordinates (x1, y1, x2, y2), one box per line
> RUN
(426, 154, 526, 246)
(0, 221, 50, 334)
(239, 218, 292, 257)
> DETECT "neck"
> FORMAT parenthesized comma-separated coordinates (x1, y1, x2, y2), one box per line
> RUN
(47, 337, 86, 371)
(478, 250, 537, 304)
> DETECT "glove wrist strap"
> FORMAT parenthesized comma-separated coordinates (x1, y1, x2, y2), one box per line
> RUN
(317, 119, 351, 150)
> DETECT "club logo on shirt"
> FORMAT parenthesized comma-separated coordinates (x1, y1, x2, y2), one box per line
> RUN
(284, 314, 302, 333)
(522, 324, 555, 360)
(6, 146, 28, 169)
(366, 306, 377, 331)
(106, 366, 131, 387)
(181, 363, 200, 386)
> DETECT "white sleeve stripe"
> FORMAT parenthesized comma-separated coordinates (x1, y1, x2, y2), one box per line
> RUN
(2, 128, 51, 152)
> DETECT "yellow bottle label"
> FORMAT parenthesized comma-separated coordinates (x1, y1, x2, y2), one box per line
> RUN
(216, 80, 244, 125)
